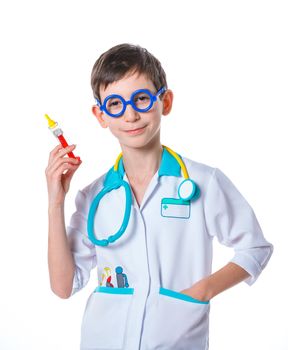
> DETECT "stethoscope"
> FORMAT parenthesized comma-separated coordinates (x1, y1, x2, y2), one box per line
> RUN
(87, 145, 200, 247)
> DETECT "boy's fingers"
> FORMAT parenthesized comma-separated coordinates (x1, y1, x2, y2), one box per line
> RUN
(49, 144, 76, 163)
(63, 165, 79, 181)
(47, 156, 81, 177)
(46, 158, 80, 179)
(49, 144, 63, 160)
(47, 155, 80, 174)
(57, 144, 76, 156)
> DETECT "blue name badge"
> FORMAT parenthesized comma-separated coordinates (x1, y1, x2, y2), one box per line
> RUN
(161, 198, 191, 219)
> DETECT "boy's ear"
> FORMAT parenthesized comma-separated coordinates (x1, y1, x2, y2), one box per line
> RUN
(92, 105, 108, 128)
(162, 89, 173, 116)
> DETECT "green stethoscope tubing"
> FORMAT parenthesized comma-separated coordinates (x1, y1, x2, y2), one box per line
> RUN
(87, 145, 199, 247)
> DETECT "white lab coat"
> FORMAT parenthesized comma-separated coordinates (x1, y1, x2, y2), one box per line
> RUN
(67, 148, 273, 350)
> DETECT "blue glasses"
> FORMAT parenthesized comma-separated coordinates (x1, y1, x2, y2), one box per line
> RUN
(96, 87, 166, 118)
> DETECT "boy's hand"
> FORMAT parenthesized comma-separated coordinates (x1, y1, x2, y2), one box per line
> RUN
(180, 263, 250, 302)
(45, 144, 82, 206)
(180, 279, 211, 302)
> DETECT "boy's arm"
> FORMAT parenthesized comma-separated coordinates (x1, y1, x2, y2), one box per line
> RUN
(46, 144, 82, 299)
(186, 167, 273, 302)
(181, 262, 250, 302)
(48, 204, 75, 299)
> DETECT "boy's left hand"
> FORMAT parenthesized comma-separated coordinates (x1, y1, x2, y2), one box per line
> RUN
(180, 279, 211, 302)
(180, 262, 251, 303)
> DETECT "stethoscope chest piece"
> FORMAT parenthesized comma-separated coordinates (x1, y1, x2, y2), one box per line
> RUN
(178, 179, 200, 201)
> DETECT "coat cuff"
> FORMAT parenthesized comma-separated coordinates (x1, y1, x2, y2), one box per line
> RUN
(70, 267, 86, 296)
(230, 246, 273, 286)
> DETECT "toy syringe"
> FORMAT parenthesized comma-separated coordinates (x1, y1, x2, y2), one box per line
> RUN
(45, 114, 80, 159)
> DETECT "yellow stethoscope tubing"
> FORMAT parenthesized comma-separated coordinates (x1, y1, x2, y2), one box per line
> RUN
(162, 145, 189, 179)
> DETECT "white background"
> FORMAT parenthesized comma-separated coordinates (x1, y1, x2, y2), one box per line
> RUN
(0, 0, 287, 349)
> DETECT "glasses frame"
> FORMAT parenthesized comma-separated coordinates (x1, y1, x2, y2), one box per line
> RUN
(95, 87, 167, 118)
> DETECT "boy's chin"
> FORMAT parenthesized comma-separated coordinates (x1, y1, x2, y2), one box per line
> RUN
(119, 138, 161, 151)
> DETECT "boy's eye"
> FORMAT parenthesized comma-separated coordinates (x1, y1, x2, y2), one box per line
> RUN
(134, 93, 151, 107)
(109, 101, 119, 106)
(107, 98, 122, 109)
(135, 94, 149, 102)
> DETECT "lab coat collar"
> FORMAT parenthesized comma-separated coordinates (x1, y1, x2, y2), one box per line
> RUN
(104, 146, 182, 187)
(158, 147, 182, 178)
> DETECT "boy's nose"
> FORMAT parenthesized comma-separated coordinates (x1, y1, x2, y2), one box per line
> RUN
(123, 105, 140, 122)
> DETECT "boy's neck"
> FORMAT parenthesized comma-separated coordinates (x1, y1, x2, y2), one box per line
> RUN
(121, 141, 163, 184)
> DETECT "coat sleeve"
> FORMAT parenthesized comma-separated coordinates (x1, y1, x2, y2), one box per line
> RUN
(67, 189, 97, 295)
(204, 168, 273, 285)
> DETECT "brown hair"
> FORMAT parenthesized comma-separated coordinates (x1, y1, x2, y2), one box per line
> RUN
(91, 43, 167, 102)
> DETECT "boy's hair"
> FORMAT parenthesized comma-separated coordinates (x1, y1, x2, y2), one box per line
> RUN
(91, 43, 167, 102)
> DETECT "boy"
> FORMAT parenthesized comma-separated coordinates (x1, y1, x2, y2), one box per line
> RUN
(46, 43, 273, 350)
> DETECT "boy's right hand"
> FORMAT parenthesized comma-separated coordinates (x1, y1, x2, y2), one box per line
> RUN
(45, 144, 82, 207)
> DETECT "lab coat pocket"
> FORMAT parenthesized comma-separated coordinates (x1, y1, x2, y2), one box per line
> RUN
(161, 198, 191, 219)
(80, 287, 134, 349)
(145, 287, 210, 350)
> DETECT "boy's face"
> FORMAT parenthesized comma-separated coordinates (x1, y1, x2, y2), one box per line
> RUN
(92, 71, 173, 151)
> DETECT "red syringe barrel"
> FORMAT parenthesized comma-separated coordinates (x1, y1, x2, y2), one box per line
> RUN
(58, 134, 77, 159)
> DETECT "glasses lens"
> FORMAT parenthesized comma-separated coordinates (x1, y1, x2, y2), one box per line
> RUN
(133, 91, 152, 111)
(105, 96, 124, 116)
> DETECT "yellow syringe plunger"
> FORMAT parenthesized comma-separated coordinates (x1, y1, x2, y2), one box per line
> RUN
(45, 114, 58, 129)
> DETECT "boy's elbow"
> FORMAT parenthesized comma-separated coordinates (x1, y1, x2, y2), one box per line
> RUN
(51, 284, 73, 299)
(56, 290, 72, 299)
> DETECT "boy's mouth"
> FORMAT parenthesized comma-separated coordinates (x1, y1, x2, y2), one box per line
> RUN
(124, 126, 147, 135)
